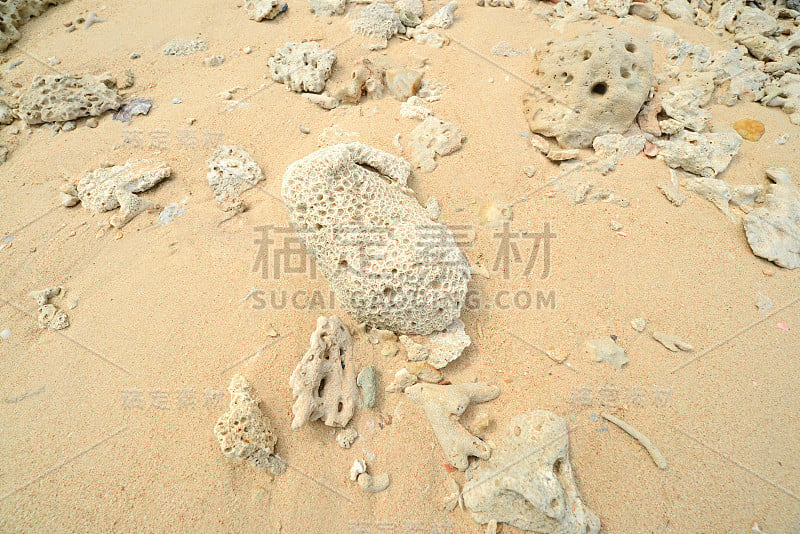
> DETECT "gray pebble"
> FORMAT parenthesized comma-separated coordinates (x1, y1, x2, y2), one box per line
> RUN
(356, 366, 377, 408)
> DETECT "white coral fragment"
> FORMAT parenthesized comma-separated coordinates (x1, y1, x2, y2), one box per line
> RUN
(405, 382, 500, 470)
(214, 374, 285, 475)
(289, 316, 359, 429)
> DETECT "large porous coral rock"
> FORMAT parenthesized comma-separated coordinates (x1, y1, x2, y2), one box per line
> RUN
(289, 316, 359, 429)
(0, 0, 70, 51)
(523, 30, 653, 148)
(15, 73, 122, 124)
(350, 3, 404, 50)
(405, 382, 500, 470)
(282, 143, 470, 335)
(268, 42, 336, 93)
(214, 374, 285, 475)
(743, 168, 800, 269)
(462, 410, 601, 534)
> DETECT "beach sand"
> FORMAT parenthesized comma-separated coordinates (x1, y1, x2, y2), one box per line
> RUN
(1, 0, 799, 532)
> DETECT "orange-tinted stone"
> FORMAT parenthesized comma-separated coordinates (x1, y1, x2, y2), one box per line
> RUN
(733, 118, 765, 141)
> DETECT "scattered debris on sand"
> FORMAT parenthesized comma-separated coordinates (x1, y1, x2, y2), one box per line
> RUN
(30, 286, 69, 331)
(214, 374, 285, 475)
(463, 410, 601, 533)
(399, 318, 470, 369)
(586, 337, 628, 369)
(112, 98, 152, 123)
(289, 316, 359, 429)
(336, 428, 359, 448)
(653, 331, 694, 352)
(602, 412, 668, 470)
(162, 38, 208, 57)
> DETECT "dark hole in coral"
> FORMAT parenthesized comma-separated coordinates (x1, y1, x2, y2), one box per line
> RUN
(590, 82, 607, 96)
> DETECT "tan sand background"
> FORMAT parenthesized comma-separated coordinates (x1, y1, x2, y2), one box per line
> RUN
(1, 0, 799, 532)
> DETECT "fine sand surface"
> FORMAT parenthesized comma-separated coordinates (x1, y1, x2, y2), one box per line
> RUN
(1, 0, 799, 532)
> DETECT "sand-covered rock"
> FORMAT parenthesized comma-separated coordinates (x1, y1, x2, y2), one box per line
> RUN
(214, 374, 285, 475)
(308, 0, 345, 16)
(407, 116, 465, 172)
(268, 42, 336, 93)
(743, 168, 800, 269)
(74, 159, 171, 213)
(282, 143, 470, 335)
(463, 410, 601, 533)
(351, 3, 404, 50)
(289, 316, 359, 429)
(206, 145, 263, 210)
(15, 74, 122, 125)
(524, 29, 653, 148)
(162, 38, 208, 56)
(245, 0, 285, 20)
(656, 130, 742, 177)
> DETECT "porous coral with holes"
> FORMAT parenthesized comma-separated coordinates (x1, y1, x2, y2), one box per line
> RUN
(524, 29, 653, 148)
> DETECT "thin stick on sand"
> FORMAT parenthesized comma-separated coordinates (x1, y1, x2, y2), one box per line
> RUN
(602, 412, 668, 470)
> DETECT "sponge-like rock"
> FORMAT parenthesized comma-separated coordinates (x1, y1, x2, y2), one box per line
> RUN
(268, 42, 336, 93)
(282, 143, 470, 335)
(523, 29, 653, 148)
(15, 73, 122, 125)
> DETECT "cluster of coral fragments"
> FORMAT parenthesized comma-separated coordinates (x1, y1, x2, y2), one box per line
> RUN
(4, 0, 800, 531)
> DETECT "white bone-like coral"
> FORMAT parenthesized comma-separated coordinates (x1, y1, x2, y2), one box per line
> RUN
(214, 374, 285, 475)
(405, 382, 500, 470)
(462, 410, 601, 534)
(290, 316, 359, 429)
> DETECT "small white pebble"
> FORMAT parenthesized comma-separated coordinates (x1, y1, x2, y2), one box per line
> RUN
(86, 118, 98, 128)
(610, 220, 623, 231)
(129, 52, 141, 59)
(172, 97, 182, 104)
(299, 124, 310, 134)
(0, 328, 10, 340)
(243, 46, 252, 54)
(48, 57, 60, 65)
